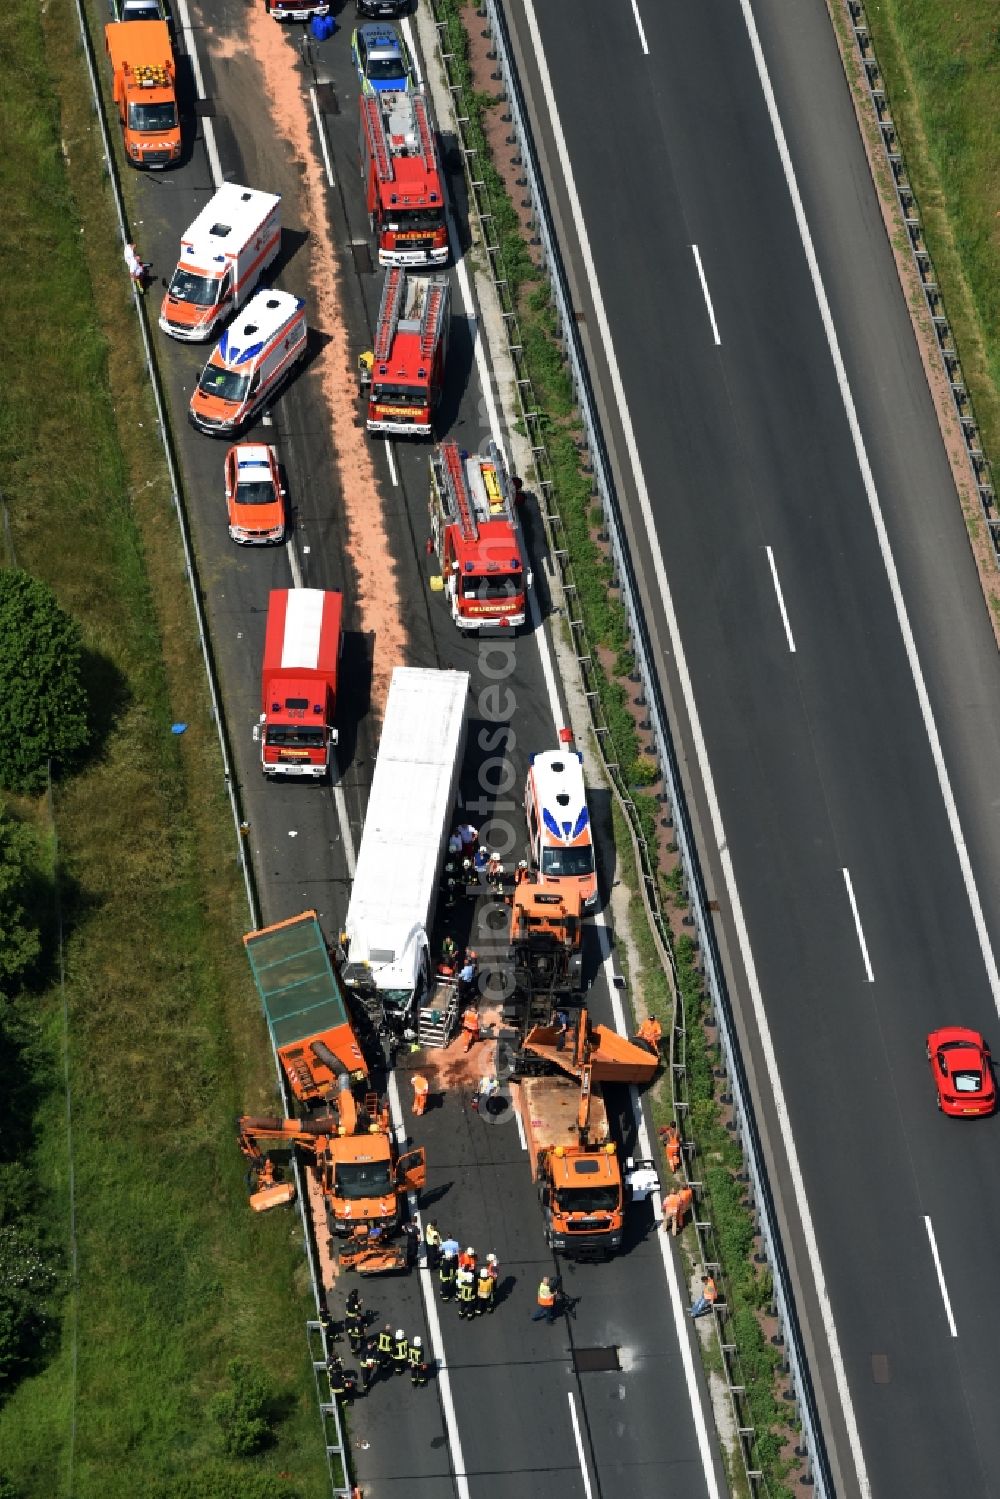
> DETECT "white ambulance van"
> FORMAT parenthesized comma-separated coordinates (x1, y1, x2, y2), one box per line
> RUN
(188, 290, 306, 436)
(524, 743, 598, 908)
(160, 184, 282, 342)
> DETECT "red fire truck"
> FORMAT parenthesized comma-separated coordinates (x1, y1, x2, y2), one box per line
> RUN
(429, 441, 528, 630)
(360, 90, 448, 267)
(361, 268, 450, 438)
(254, 589, 342, 780)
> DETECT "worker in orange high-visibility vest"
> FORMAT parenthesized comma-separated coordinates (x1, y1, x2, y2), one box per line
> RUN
(461, 1006, 481, 1051)
(411, 1073, 429, 1116)
(676, 1185, 694, 1232)
(689, 1275, 718, 1318)
(662, 1120, 682, 1174)
(531, 1276, 559, 1324)
(661, 1189, 682, 1236)
(635, 1016, 662, 1054)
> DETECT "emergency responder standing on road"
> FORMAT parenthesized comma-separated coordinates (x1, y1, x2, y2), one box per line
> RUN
(424, 1219, 442, 1269)
(476, 1266, 494, 1316)
(531, 1276, 559, 1324)
(327, 1354, 355, 1402)
(411, 1072, 429, 1116)
(439, 1246, 457, 1301)
(392, 1328, 409, 1374)
(456, 1267, 476, 1319)
(409, 1335, 429, 1387)
(359, 1340, 379, 1395)
(346, 1291, 364, 1353)
(377, 1323, 393, 1374)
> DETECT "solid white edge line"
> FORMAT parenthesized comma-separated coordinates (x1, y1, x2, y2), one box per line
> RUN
(402, 16, 424, 87)
(387, 1071, 472, 1498)
(764, 545, 796, 653)
(629, 0, 650, 56)
(596, 923, 722, 1498)
(384, 436, 400, 487)
(173, 0, 222, 188)
(514, 1096, 528, 1151)
(923, 1216, 958, 1338)
(690, 244, 722, 346)
(332, 778, 357, 878)
(736, 0, 1000, 1030)
(567, 1392, 596, 1499)
(309, 85, 336, 187)
(841, 868, 874, 983)
(520, 0, 870, 1491)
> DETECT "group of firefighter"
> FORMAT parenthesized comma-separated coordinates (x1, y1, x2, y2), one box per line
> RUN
(323, 1287, 430, 1399)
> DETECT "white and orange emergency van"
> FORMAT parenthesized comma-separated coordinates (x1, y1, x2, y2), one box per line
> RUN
(189, 289, 306, 437)
(525, 739, 597, 908)
(160, 184, 282, 342)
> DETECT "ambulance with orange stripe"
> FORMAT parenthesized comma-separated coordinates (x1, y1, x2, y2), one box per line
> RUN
(525, 736, 598, 909)
(160, 184, 282, 342)
(189, 289, 306, 436)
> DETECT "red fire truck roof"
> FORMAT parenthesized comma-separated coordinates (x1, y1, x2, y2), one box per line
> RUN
(363, 91, 443, 212)
(373, 270, 448, 384)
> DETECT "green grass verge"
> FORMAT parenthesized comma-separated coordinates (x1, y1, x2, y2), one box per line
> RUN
(0, 0, 328, 1493)
(862, 1, 1000, 470)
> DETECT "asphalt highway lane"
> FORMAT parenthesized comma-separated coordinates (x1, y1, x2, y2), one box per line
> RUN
(113, 2, 722, 1494)
(503, 0, 1000, 1493)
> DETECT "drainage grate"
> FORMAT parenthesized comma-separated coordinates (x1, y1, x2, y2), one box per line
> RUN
(313, 82, 339, 115)
(350, 241, 374, 277)
(573, 1347, 620, 1373)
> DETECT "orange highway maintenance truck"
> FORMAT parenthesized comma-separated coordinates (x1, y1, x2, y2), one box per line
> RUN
(429, 440, 528, 631)
(243, 909, 368, 1107)
(360, 267, 449, 437)
(360, 90, 448, 267)
(504, 1008, 658, 1258)
(105, 20, 180, 169)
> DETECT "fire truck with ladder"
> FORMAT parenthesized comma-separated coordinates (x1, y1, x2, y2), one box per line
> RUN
(360, 268, 449, 437)
(429, 440, 528, 630)
(360, 90, 448, 267)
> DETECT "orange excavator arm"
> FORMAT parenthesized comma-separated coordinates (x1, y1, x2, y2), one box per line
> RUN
(575, 1062, 594, 1145)
(236, 1114, 333, 1162)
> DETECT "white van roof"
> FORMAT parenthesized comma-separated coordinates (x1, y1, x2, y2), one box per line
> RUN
(182, 184, 281, 264)
(529, 749, 589, 845)
(217, 290, 304, 369)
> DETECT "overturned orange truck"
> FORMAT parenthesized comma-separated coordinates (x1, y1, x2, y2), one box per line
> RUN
(505, 1008, 658, 1258)
(238, 911, 426, 1273)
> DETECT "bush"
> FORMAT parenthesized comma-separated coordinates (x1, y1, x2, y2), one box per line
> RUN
(209, 1360, 275, 1458)
(0, 807, 42, 991)
(0, 1221, 60, 1390)
(0, 571, 90, 794)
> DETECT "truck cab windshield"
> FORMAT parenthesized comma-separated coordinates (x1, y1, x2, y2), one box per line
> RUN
(128, 101, 178, 134)
(168, 269, 220, 307)
(266, 726, 326, 749)
(556, 1185, 619, 1215)
(198, 366, 249, 404)
(389, 207, 445, 232)
(542, 846, 595, 878)
(335, 1161, 392, 1200)
(460, 572, 519, 601)
(372, 383, 424, 406)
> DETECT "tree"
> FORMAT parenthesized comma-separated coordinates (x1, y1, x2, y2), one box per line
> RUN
(0, 1220, 59, 1390)
(0, 808, 41, 990)
(0, 571, 90, 794)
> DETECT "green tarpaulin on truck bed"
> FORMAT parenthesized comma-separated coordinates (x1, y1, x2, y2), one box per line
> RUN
(244, 913, 349, 1050)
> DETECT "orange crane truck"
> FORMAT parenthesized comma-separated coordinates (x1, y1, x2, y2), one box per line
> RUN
(508, 1008, 658, 1258)
(105, 20, 181, 169)
(238, 1089, 426, 1274)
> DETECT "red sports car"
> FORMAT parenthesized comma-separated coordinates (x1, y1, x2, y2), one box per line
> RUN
(926, 1027, 995, 1117)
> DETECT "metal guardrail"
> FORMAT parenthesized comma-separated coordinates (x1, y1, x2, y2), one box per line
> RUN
(65, 8, 350, 1493)
(843, 0, 1000, 566)
(430, 1, 831, 1491)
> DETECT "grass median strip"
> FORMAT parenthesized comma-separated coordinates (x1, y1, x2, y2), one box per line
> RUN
(0, 0, 328, 1493)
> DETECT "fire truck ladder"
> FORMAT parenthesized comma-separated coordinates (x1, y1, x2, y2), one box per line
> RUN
(419, 281, 447, 363)
(441, 440, 478, 543)
(412, 93, 436, 168)
(363, 95, 393, 184)
(374, 266, 406, 364)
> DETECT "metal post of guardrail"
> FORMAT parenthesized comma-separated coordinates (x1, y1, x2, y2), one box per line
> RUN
(427, 0, 832, 1491)
(67, 3, 347, 1490)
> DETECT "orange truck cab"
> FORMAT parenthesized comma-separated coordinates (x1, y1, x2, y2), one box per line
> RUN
(429, 441, 528, 631)
(360, 90, 448, 267)
(189, 289, 306, 436)
(525, 737, 597, 908)
(105, 21, 180, 169)
(254, 589, 342, 780)
(363, 267, 449, 437)
(160, 184, 282, 342)
(324, 1129, 427, 1238)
